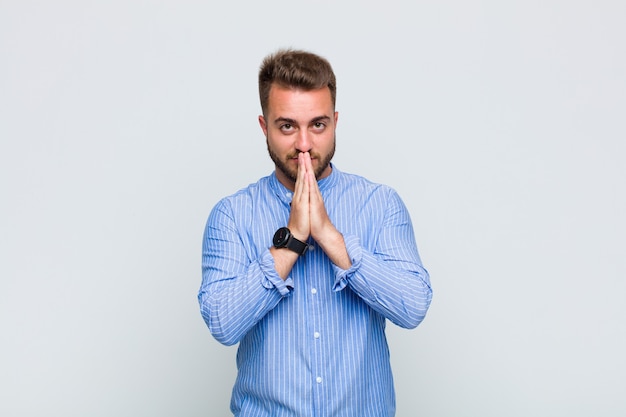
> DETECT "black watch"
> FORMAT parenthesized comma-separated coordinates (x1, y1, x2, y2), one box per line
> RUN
(273, 227, 308, 256)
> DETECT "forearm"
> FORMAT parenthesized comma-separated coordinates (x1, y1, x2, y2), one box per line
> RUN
(315, 225, 352, 270)
(199, 201, 292, 345)
(269, 246, 300, 279)
(337, 236, 432, 328)
(199, 250, 291, 345)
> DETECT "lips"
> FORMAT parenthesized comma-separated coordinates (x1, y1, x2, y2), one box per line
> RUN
(288, 152, 318, 159)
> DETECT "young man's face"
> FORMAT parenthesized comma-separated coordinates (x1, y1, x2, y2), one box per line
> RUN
(259, 84, 338, 189)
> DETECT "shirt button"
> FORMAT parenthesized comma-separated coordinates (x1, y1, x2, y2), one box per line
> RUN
(311, 288, 317, 295)
(316, 377, 322, 384)
(314, 332, 320, 339)
(308, 244, 315, 251)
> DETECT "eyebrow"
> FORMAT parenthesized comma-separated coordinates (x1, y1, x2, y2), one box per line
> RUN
(273, 116, 331, 125)
(273, 117, 297, 125)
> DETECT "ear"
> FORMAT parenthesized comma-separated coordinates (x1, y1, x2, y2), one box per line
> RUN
(258, 115, 268, 137)
(334, 111, 339, 127)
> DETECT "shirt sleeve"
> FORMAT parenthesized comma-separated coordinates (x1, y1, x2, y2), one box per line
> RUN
(331, 189, 433, 329)
(198, 199, 293, 346)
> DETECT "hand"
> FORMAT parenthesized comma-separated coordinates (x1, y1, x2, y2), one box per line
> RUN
(286, 152, 312, 241)
(287, 152, 351, 269)
(302, 152, 334, 243)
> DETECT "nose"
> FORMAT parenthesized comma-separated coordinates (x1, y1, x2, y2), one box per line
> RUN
(295, 131, 312, 153)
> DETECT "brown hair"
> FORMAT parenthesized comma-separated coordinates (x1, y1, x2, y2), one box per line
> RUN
(258, 49, 337, 116)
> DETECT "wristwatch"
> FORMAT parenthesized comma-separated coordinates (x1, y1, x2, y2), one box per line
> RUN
(273, 227, 308, 256)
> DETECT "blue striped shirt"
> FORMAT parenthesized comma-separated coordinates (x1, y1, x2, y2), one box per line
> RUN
(199, 165, 432, 417)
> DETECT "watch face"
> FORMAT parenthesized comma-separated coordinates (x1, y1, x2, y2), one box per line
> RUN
(273, 227, 290, 248)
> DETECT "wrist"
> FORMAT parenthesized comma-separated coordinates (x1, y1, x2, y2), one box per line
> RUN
(273, 227, 308, 256)
(316, 228, 351, 270)
(312, 224, 341, 248)
(286, 223, 309, 243)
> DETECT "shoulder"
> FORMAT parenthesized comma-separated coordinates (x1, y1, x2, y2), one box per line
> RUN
(224, 174, 272, 201)
(333, 168, 398, 198)
(330, 169, 411, 220)
(209, 175, 273, 217)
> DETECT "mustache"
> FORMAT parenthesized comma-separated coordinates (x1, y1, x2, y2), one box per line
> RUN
(287, 151, 320, 159)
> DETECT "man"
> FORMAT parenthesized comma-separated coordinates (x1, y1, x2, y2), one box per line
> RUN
(199, 48, 432, 416)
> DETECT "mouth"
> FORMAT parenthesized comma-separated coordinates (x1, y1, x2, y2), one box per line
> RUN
(289, 153, 318, 160)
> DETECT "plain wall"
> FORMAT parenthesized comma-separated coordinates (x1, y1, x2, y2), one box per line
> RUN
(1, 1, 624, 416)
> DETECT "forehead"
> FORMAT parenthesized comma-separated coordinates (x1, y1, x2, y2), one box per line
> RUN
(267, 85, 333, 119)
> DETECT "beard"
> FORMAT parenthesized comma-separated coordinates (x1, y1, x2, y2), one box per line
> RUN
(267, 137, 336, 183)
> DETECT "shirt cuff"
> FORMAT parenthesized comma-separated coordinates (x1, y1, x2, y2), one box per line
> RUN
(258, 248, 294, 296)
(332, 234, 362, 292)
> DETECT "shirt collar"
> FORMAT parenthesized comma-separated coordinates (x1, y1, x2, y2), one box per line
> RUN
(317, 163, 339, 191)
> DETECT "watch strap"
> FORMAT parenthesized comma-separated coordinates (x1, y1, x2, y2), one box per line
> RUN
(285, 234, 308, 256)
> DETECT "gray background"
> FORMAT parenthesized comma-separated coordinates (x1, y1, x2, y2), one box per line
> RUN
(1, 1, 624, 416)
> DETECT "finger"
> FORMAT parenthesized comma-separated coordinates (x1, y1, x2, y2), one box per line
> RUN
(300, 152, 315, 189)
(303, 151, 313, 176)
(288, 154, 311, 239)
(305, 159, 321, 198)
(301, 154, 310, 203)
(293, 153, 306, 201)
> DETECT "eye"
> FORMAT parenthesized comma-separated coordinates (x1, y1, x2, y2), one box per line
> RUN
(280, 123, 294, 132)
(312, 122, 326, 131)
